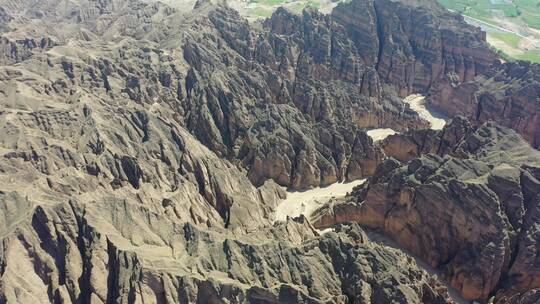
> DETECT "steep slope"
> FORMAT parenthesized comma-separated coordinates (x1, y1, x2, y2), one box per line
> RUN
(332, 0, 497, 96)
(0, 0, 508, 190)
(1, 208, 454, 303)
(0, 0, 539, 303)
(312, 118, 540, 302)
(0, 0, 463, 302)
(428, 61, 540, 148)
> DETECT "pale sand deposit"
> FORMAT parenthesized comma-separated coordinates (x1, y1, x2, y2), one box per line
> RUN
(274, 179, 366, 222)
(275, 178, 467, 304)
(404, 94, 447, 130)
(366, 95, 446, 142)
(366, 128, 397, 141)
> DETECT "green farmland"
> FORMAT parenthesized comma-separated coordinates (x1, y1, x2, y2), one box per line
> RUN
(437, 0, 540, 63)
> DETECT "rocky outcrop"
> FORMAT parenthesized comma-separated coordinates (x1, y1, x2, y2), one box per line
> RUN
(332, 0, 497, 96)
(0, 0, 538, 302)
(313, 120, 540, 302)
(182, 4, 433, 189)
(428, 61, 540, 148)
(1, 200, 455, 304)
(0, 0, 509, 189)
(0, 37, 54, 65)
(178, 0, 505, 188)
(0, 0, 434, 190)
(381, 115, 540, 165)
(0, 0, 473, 302)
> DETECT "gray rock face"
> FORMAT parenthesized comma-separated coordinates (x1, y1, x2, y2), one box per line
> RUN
(0, 0, 475, 302)
(0, 0, 506, 190)
(428, 60, 540, 148)
(332, 0, 496, 96)
(183, 4, 428, 189)
(1, 203, 454, 304)
(313, 120, 540, 302)
(381, 116, 540, 165)
(0, 0, 538, 302)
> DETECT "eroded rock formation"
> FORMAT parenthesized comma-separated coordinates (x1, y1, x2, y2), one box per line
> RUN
(1, 207, 454, 303)
(428, 60, 540, 148)
(0, 0, 538, 302)
(313, 119, 540, 302)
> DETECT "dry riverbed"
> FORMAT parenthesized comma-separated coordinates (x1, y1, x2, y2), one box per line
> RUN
(366, 94, 447, 142)
(277, 94, 448, 222)
(274, 179, 366, 222)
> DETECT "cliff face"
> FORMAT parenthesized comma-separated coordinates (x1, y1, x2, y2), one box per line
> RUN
(0, 0, 539, 302)
(332, 0, 497, 96)
(0, 0, 469, 302)
(313, 118, 540, 302)
(180, 0, 505, 188)
(185, 5, 419, 189)
(333, 0, 540, 150)
(0, 0, 507, 191)
(1, 206, 454, 303)
(428, 61, 540, 148)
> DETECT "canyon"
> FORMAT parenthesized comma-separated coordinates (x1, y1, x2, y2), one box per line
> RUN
(0, 0, 539, 303)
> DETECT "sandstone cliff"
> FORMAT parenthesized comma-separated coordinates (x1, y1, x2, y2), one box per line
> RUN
(0, 0, 539, 302)
(313, 119, 540, 302)
(0, 0, 466, 302)
(428, 61, 540, 148)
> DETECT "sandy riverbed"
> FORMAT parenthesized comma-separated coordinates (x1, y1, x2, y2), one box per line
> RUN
(275, 94, 460, 302)
(274, 178, 467, 303)
(366, 94, 447, 142)
(366, 128, 397, 142)
(403, 94, 447, 130)
(274, 179, 366, 222)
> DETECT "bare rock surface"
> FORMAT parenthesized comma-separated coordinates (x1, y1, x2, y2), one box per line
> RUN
(313, 119, 540, 302)
(381, 116, 540, 165)
(428, 61, 540, 148)
(1, 203, 455, 303)
(0, 0, 503, 190)
(0, 0, 539, 303)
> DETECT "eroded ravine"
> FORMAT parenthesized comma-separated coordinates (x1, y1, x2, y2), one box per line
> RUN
(273, 179, 469, 304)
(274, 95, 466, 303)
(274, 179, 366, 222)
(277, 94, 448, 221)
(366, 94, 448, 142)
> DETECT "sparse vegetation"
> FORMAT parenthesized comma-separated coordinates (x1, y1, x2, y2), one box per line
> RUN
(514, 50, 540, 63)
(490, 32, 522, 48)
(437, 0, 540, 64)
(249, 7, 273, 17)
(254, 0, 288, 6)
(437, 0, 540, 29)
(306, 0, 321, 9)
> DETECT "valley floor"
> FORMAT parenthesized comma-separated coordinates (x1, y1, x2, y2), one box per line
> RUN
(276, 94, 447, 221)
(366, 94, 447, 142)
(274, 179, 366, 222)
(273, 93, 466, 302)
(276, 94, 447, 223)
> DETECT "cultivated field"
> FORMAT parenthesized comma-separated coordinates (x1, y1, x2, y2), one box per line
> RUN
(437, 0, 540, 62)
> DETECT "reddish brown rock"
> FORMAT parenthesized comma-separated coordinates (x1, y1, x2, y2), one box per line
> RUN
(428, 61, 540, 148)
(313, 121, 540, 302)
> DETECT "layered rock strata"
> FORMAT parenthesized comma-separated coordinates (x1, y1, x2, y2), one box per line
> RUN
(428, 61, 540, 148)
(0, 0, 538, 302)
(313, 119, 540, 302)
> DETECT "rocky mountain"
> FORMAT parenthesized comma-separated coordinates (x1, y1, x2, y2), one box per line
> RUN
(0, 0, 504, 191)
(312, 118, 540, 302)
(428, 61, 540, 148)
(0, 0, 539, 303)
